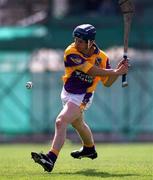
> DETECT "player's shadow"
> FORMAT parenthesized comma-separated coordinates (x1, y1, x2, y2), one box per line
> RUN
(59, 169, 140, 178)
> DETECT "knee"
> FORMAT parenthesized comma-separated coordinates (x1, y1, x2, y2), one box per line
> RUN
(55, 115, 67, 129)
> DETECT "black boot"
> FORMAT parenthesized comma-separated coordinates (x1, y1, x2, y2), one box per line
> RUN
(31, 152, 54, 172)
(70, 147, 97, 160)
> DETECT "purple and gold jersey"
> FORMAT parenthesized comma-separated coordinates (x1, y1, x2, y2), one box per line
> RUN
(62, 43, 111, 107)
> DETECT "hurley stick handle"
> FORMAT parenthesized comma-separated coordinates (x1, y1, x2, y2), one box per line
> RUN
(122, 54, 128, 87)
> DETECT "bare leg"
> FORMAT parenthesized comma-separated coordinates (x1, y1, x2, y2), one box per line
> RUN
(51, 101, 82, 152)
(71, 114, 94, 146)
(70, 114, 97, 160)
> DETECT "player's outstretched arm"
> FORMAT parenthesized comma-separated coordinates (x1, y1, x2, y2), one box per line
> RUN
(87, 62, 128, 77)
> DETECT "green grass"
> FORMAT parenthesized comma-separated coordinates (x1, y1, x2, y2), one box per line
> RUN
(0, 142, 152, 180)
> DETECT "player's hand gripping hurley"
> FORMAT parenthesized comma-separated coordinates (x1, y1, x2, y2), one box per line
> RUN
(118, 0, 134, 87)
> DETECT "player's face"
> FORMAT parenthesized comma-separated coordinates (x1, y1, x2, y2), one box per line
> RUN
(74, 37, 88, 52)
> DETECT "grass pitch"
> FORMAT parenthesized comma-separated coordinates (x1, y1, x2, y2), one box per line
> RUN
(0, 142, 152, 180)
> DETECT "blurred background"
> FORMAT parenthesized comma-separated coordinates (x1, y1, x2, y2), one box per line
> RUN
(0, 0, 153, 143)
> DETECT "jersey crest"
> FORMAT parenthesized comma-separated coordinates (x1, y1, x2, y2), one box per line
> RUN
(65, 54, 85, 67)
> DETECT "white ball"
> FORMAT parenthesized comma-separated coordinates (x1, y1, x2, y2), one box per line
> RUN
(26, 81, 33, 89)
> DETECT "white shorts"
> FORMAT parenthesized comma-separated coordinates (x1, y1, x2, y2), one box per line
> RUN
(61, 87, 94, 110)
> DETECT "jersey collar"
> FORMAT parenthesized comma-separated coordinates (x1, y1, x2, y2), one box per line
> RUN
(82, 43, 100, 58)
